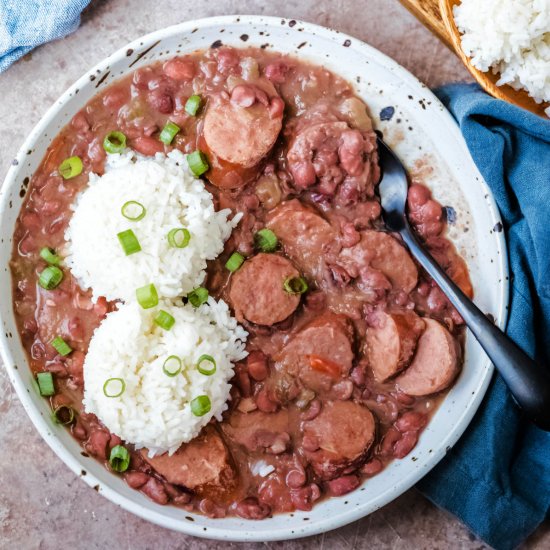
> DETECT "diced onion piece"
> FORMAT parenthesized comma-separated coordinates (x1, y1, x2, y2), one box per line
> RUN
(185, 94, 202, 116)
(37, 372, 55, 396)
(121, 200, 146, 221)
(109, 445, 130, 472)
(103, 131, 127, 154)
(154, 310, 175, 331)
(159, 121, 181, 145)
(187, 150, 209, 176)
(225, 252, 245, 272)
(196, 354, 216, 376)
(117, 229, 142, 256)
(52, 405, 75, 425)
(187, 287, 209, 307)
(51, 336, 72, 357)
(191, 395, 211, 416)
(40, 247, 61, 266)
(103, 377, 126, 398)
(38, 266, 63, 290)
(163, 355, 182, 377)
(59, 156, 83, 180)
(254, 228, 278, 252)
(283, 276, 308, 295)
(136, 283, 159, 309)
(167, 228, 191, 248)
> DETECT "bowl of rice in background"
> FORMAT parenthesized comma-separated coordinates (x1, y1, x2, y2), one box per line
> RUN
(440, 0, 550, 118)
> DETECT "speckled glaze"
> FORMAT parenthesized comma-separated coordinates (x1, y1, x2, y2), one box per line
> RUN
(0, 15, 508, 542)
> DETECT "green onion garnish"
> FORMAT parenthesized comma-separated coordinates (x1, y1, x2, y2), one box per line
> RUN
(51, 336, 72, 357)
(154, 310, 175, 331)
(163, 355, 182, 377)
(283, 276, 309, 295)
(109, 445, 130, 472)
(40, 247, 61, 266)
(185, 95, 202, 116)
(225, 252, 245, 272)
(159, 121, 181, 145)
(37, 372, 55, 396)
(103, 131, 127, 154)
(121, 200, 146, 221)
(59, 156, 83, 180)
(103, 378, 126, 398)
(38, 266, 63, 290)
(52, 405, 75, 425)
(117, 229, 142, 256)
(191, 395, 211, 417)
(254, 229, 278, 252)
(167, 228, 191, 249)
(187, 150, 209, 176)
(136, 283, 159, 309)
(187, 287, 209, 307)
(196, 354, 216, 376)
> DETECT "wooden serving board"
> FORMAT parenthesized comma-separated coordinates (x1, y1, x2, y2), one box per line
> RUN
(398, 0, 453, 50)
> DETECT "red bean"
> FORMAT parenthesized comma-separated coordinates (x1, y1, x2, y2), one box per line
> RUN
(268, 97, 285, 119)
(164, 483, 192, 505)
(379, 427, 401, 457)
(290, 483, 321, 511)
(302, 434, 320, 452)
(350, 365, 367, 387)
(109, 434, 122, 450)
(18, 235, 35, 255)
(301, 399, 322, 421)
(147, 89, 173, 114)
(85, 429, 111, 459)
(340, 222, 361, 248)
(247, 350, 269, 381)
(72, 421, 87, 441)
(393, 431, 419, 459)
(234, 497, 271, 520)
(332, 379, 354, 401)
(163, 58, 195, 81)
(235, 366, 252, 397)
(305, 291, 326, 311)
(255, 388, 278, 413)
(231, 85, 256, 107)
(286, 468, 307, 489)
(264, 61, 289, 83)
(130, 136, 164, 156)
(361, 458, 383, 476)
(217, 48, 240, 74)
(326, 475, 360, 496)
(141, 477, 169, 505)
(395, 411, 427, 433)
(125, 472, 150, 489)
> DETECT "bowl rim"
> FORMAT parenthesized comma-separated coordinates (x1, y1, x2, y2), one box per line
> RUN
(0, 14, 509, 542)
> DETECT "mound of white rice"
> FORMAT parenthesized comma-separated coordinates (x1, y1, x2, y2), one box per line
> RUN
(83, 299, 248, 456)
(64, 150, 241, 303)
(454, 0, 550, 107)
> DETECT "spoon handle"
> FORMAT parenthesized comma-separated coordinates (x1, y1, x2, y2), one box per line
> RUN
(400, 225, 550, 431)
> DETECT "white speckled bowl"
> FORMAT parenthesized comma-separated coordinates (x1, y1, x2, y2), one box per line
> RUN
(0, 15, 508, 542)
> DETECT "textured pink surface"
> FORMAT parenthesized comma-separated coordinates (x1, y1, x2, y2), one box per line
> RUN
(0, 0, 548, 548)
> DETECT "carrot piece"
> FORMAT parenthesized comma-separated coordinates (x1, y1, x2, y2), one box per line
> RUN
(309, 355, 342, 378)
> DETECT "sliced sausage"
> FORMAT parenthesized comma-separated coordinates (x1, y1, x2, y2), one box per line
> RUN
(365, 309, 425, 382)
(266, 199, 336, 282)
(395, 318, 460, 396)
(229, 253, 301, 326)
(338, 230, 418, 293)
(141, 427, 236, 497)
(302, 401, 375, 480)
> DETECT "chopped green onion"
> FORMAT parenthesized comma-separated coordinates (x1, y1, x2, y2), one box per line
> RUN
(103, 131, 127, 154)
(154, 310, 175, 331)
(121, 201, 146, 221)
(103, 377, 125, 398)
(225, 252, 245, 272)
(167, 228, 191, 249)
(37, 372, 55, 396)
(254, 228, 278, 252)
(136, 283, 159, 309)
(185, 95, 202, 116)
(191, 395, 211, 417)
(163, 355, 182, 377)
(196, 354, 216, 376)
(51, 336, 72, 357)
(117, 229, 142, 256)
(109, 445, 130, 472)
(59, 156, 83, 180)
(283, 276, 309, 295)
(52, 405, 75, 425)
(38, 266, 63, 290)
(40, 247, 61, 266)
(159, 121, 181, 145)
(187, 150, 209, 176)
(187, 287, 209, 307)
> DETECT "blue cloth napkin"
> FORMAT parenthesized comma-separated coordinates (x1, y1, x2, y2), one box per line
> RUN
(418, 83, 550, 550)
(0, 0, 90, 72)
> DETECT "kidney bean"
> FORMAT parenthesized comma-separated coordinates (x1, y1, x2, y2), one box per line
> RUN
(234, 497, 271, 520)
(38, 200, 61, 216)
(103, 87, 129, 111)
(18, 235, 35, 255)
(72, 421, 87, 441)
(302, 434, 320, 452)
(350, 365, 367, 387)
(395, 411, 427, 433)
(125, 471, 150, 489)
(427, 287, 447, 313)
(164, 483, 192, 505)
(231, 84, 256, 107)
(93, 297, 109, 318)
(393, 431, 419, 459)
(286, 467, 307, 489)
(141, 477, 169, 505)
(290, 483, 321, 511)
(247, 350, 269, 381)
(305, 290, 326, 311)
(71, 111, 91, 133)
(45, 361, 68, 378)
(163, 58, 195, 81)
(130, 136, 165, 156)
(23, 318, 38, 336)
(217, 48, 240, 74)
(85, 429, 111, 459)
(108, 434, 122, 450)
(379, 427, 402, 457)
(73, 293, 93, 311)
(326, 475, 360, 496)
(132, 67, 154, 90)
(147, 89, 173, 114)
(301, 399, 322, 421)
(332, 379, 354, 401)
(340, 221, 361, 248)
(361, 458, 383, 476)
(256, 430, 290, 454)
(268, 97, 285, 119)
(264, 61, 289, 83)
(392, 391, 416, 406)
(67, 317, 84, 342)
(235, 366, 252, 397)
(67, 351, 85, 380)
(255, 388, 278, 413)
(22, 212, 41, 231)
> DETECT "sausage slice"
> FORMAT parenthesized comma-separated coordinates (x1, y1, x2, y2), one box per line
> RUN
(365, 310, 425, 382)
(302, 400, 375, 480)
(395, 318, 460, 396)
(229, 253, 301, 326)
(141, 427, 236, 496)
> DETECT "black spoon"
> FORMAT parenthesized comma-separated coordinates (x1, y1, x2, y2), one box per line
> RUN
(376, 137, 550, 431)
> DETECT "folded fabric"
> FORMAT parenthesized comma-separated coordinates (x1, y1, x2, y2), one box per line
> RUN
(0, 0, 90, 72)
(418, 83, 550, 550)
